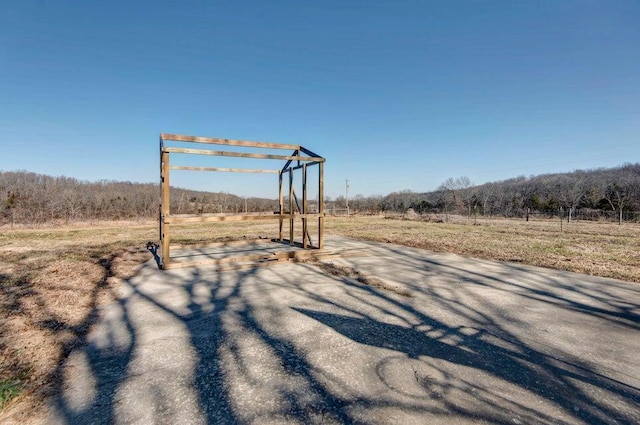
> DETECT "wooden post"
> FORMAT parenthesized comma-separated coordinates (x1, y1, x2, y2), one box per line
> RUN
(289, 168, 294, 245)
(161, 150, 170, 269)
(159, 137, 163, 244)
(318, 161, 324, 249)
(278, 171, 284, 241)
(302, 164, 308, 248)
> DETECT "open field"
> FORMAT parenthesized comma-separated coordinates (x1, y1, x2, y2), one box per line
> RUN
(1, 216, 639, 421)
(329, 216, 640, 283)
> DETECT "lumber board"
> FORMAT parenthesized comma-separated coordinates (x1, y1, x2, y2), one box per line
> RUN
(166, 250, 295, 269)
(318, 161, 325, 249)
(169, 166, 279, 174)
(161, 151, 171, 269)
(299, 146, 322, 158)
(165, 213, 323, 224)
(302, 164, 308, 249)
(289, 170, 294, 245)
(279, 172, 284, 241)
(161, 133, 300, 150)
(289, 161, 321, 172)
(163, 147, 322, 162)
(169, 238, 274, 249)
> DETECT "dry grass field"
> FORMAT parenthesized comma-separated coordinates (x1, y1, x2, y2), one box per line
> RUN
(1, 216, 639, 421)
(329, 216, 640, 282)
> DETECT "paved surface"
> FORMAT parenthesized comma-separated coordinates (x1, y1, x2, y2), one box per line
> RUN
(49, 236, 640, 424)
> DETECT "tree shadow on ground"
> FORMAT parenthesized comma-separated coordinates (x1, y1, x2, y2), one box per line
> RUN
(382, 244, 640, 330)
(275, 252, 640, 424)
(124, 265, 355, 424)
(294, 305, 639, 424)
(51, 253, 141, 425)
(52, 240, 640, 424)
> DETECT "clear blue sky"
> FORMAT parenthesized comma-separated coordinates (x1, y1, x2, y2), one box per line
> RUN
(1, 0, 639, 198)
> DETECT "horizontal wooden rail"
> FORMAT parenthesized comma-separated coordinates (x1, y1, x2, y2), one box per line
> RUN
(163, 147, 323, 162)
(283, 161, 322, 172)
(165, 213, 324, 224)
(164, 250, 303, 270)
(169, 166, 279, 174)
(169, 238, 274, 250)
(161, 133, 300, 150)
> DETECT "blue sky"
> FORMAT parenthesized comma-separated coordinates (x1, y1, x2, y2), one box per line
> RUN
(1, 0, 639, 198)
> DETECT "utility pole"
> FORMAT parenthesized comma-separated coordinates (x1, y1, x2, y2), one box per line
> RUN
(346, 179, 350, 217)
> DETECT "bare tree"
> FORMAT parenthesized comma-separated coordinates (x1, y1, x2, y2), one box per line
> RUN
(456, 176, 475, 219)
(437, 178, 457, 222)
(562, 177, 587, 222)
(437, 177, 472, 220)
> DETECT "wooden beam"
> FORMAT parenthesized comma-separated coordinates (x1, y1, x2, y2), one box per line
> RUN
(165, 251, 293, 270)
(161, 151, 171, 269)
(299, 146, 322, 158)
(169, 166, 279, 174)
(291, 187, 302, 214)
(318, 161, 324, 249)
(169, 238, 274, 249)
(163, 147, 322, 162)
(289, 161, 322, 172)
(281, 159, 293, 172)
(289, 169, 294, 245)
(303, 163, 308, 249)
(158, 135, 163, 243)
(165, 213, 323, 224)
(278, 171, 284, 242)
(161, 133, 300, 150)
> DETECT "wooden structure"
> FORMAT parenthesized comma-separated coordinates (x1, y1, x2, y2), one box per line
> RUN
(159, 133, 325, 269)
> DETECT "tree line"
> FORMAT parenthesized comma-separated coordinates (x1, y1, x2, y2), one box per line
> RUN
(1, 163, 639, 225)
(358, 163, 640, 223)
(0, 171, 277, 225)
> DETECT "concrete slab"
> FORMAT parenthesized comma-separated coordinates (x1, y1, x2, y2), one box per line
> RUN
(49, 236, 640, 424)
(164, 238, 370, 269)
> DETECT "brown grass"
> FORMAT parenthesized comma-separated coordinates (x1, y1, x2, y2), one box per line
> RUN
(326, 216, 640, 283)
(1, 216, 639, 421)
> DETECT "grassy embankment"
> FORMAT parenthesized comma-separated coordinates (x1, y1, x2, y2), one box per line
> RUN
(1, 216, 638, 420)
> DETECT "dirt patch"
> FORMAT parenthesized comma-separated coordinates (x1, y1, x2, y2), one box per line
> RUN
(312, 261, 413, 297)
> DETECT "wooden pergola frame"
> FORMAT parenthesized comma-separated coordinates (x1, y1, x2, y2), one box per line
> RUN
(159, 133, 325, 269)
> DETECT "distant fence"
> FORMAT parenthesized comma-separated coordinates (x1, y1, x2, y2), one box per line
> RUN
(361, 208, 640, 224)
(519, 209, 640, 223)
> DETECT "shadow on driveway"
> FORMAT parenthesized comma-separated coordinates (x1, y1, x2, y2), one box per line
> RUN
(52, 237, 640, 424)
